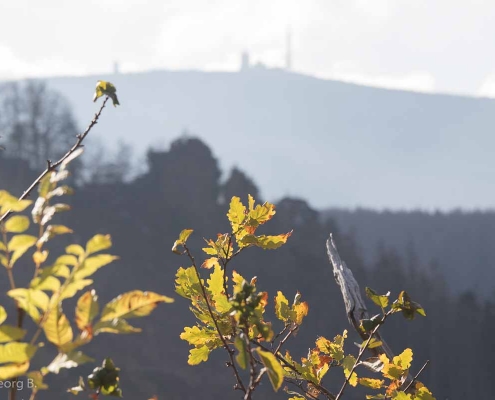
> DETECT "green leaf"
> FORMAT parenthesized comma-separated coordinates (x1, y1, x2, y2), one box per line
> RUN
(414, 386, 435, 400)
(365, 287, 390, 309)
(188, 345, 210, 365)
(7, 288, 49, 322)
(359, 377, 384, 389)
(255, 348, 284, 391)
(0, 362, 30, 380)
(27, 371, 48, 390)
(0, 325, 27, 342)
(54, 254, 79, 266)
(207, 264, 231, 313)
(172, 229, 193, 254)
(175, 266, 203, 299)
(239, 232, 292, 250)
(60, 279, 94, 300)
(342, 355, 358, 387)
(4, 215, 29, 233)
(393, 348, 413, 370)
(93, 318, 141, 335)
(86, 234, 112, 255)
(274, 291, 290, 322)
(180, 326, 217, 346)
(392, 393, 412, 400)
(227, 196, 246, 233)
(234, 335, 249, 370)
(0, 342, 37, 363)
(315, 330, 347, 362)
(0, 306, 6, 325)
(100, 290, 174, 321)
(7, 234, 37, 267)
(30, 275, 61, 292)
(66, 244, 85, 257)
(0, 190, 32, 214)
(392, 291, 426, 320)
(75, 290, 99, 330)
(43, 306, 73, 347)
(73, 254, 118, 280)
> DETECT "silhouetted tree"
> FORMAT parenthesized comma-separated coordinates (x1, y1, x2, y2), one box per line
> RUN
(221, 166, 260, 204)
(0, 80, 78, 168)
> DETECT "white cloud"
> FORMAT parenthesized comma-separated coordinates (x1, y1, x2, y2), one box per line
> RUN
(477, 74, 495, 98)
(0, 44, 88, 80)
(318, 61, 436, 93)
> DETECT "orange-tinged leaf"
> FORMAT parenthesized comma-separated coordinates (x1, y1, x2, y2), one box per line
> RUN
(291, 301, 309, 325)
(359, 377, 384, 389)
(75, 290, 99, 331)
(201, 257, 220, 269)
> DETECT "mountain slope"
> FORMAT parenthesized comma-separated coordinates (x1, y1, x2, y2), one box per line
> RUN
(43, 68, 495, 210)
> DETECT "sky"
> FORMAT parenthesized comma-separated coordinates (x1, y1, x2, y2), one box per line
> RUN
(2, 0, 495, 97)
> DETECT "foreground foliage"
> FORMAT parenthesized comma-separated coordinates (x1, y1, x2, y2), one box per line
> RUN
(173, 195, 435, 400)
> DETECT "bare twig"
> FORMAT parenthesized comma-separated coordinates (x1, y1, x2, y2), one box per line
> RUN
(335, 311, 391, 400)
(251, 339, 337, 400)
(0, 96, 109, 223)
(403, 360, 430, 392)
(274, 323, 298, 354)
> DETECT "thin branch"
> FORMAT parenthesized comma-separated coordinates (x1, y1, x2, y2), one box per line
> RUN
(274, 323, 298, 354)
(244, 326, 258, 400)
(183, 244, 246, 394)
(335, 311, 390, 400)
(0, 96, 110, 223)
(403, 360, 430, 392)
(252, 339, 337, 400)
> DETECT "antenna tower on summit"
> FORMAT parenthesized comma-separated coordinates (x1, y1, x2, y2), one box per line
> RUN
(286, 27, 292, 70)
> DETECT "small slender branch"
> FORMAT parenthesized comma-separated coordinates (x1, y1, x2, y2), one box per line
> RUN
(252, 339, 336, 400)
(274, 323, 298, 354)
(403, 360, 430, 392)
(0, 97, 109, 223)
(183, 244, 246, 394)
(271, 324, 290, 350)
(285, 378, 319, 400)
(244, 325, 258, 400)
(335, 311, 391, 400)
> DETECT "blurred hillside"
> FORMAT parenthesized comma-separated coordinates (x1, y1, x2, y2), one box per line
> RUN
(36, 68, 495, 210)
(0, 135, 492, 399)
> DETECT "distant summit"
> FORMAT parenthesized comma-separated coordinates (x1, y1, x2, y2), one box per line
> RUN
(44, 68, 495, 210)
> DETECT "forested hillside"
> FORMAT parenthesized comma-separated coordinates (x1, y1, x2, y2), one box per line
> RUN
(0, 133, 491, 399)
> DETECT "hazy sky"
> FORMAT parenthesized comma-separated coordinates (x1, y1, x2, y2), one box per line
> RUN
(2, 1, 495, 96)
